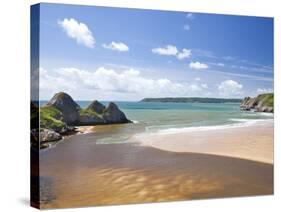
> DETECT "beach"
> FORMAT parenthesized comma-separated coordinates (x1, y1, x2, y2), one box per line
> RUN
(137, 120, 274, 164)
(40, 120, 273, 208)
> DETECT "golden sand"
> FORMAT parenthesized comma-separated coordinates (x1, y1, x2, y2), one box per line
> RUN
(39, 122, 273, 208)
(138, 121, 273, 164)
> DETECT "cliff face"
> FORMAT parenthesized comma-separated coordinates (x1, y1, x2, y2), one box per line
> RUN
(40, 92, 132, 146)
(103, 102, 131, 124)
(240, 93, 273, 113)
(46, 92, 81, 125)
(79, 101, 131, 125)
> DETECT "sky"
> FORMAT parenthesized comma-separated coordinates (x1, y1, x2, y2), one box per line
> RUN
(36, 3, 274, 101)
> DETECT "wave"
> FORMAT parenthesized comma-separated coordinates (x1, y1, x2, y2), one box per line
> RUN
(146, 119, 273, 136)
(242, 111, 274, 117)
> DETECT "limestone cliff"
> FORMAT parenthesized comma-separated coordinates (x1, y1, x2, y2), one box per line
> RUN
(240, 93, 273, 113)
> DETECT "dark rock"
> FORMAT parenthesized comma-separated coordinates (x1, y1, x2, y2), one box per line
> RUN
(46, 92, 80, 125)
(79, 115, 105, 125)
(103, 102, 131, 124)
(86, 100, 105, 114)
(40, 128, 62, 143)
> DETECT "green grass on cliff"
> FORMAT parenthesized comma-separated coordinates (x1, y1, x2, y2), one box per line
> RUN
(256, 93, 274, 107)
(40, 105, 66, 131)
(79, 108, 103, 118)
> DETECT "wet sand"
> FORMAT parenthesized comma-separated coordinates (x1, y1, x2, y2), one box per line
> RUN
(40, 124, 273, 209)
(138, 121, 274, 164)
(76, 126, 95, 134)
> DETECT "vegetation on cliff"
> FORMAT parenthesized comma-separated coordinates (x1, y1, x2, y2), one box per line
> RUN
(39, 92, 131, 147)
(40, 105, 66, 132)
(240, 93, 274, 113)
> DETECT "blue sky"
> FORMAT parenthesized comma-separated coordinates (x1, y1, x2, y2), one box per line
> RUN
(37, 3, 274, 101)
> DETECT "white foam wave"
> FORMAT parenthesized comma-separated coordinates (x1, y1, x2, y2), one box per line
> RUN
(147, 119, 273, 136)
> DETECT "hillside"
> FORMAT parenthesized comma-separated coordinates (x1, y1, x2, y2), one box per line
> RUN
(140, 97, 242, 103)
(240, 93, 274, 113)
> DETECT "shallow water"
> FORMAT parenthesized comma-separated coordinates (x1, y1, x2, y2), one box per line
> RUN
(39, 102, 274, 208)
(40, 137, 273, 208)
(72, 102, 273, 144)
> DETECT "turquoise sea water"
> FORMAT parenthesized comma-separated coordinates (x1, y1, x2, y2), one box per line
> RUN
(71, 101, 273, 144)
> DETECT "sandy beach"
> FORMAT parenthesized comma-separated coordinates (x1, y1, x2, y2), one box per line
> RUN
(39, 121, 273, 208)
(76, 126, 96, 134)
(137, 120, 274, 164)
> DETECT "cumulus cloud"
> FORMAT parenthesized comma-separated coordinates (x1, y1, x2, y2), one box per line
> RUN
(189, 62, 209, 69)
(218, 80, 243, 97)
(58, 18, 95, 48)
(256, 88, 273, 94)
(152, 45, 191, 60)
(102, 42, 129, 52)
(152, 45, 178, 56)
(40, 66, 208, 100)
(177, 49, 192, 60)
(200, 83, 208, 89)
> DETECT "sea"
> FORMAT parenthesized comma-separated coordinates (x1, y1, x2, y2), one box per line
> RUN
(57, 101, 273, 144)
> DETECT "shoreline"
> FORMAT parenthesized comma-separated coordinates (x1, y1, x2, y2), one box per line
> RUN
(135, 120, 273, 164)
(76, 125, 96, 134)
(40, 135, 273, 208)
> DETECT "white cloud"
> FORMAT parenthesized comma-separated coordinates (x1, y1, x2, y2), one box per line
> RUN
(102, 41, 129, 52)
(189, 62, 209, 70)
(201, 83, 208, 89)
(152, 45, 191, 60)
(152, 45, 178, 56)
(256, 88, 273, 94)
(186, 13, 194, 20)
(58, 18, 95, 48)
(218, 80, 243, 97)
(40, 66, 208, 100)
(195, 77, 201, 81)
(183, 24, 191, 31)
(177, 49, 192, 60)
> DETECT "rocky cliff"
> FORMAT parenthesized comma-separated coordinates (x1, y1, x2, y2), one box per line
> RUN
(46, 92, 80, 125)
(240, 93, 274, 113)
(79, 101, 131, 125)
(39, 92, 131, 147)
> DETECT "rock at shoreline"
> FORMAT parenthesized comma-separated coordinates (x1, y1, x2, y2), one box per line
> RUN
(80, 101, 131, 125)
(46, 92, 80, 125)
(39, 92, 132, 149)
(40, 129, 62, 143)
(87, 100, 105, 114)
(103, 102, 131, 124)
(79, 113, 105, 125)
(241, 93, 273, 113)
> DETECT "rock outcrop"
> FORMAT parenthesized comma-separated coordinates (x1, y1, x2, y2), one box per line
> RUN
(40, 129, 62, 143)
(39, 92, 132, 147)
(103, 102, 131, 124)
(87, 100, 105, 114)
(240, 93, 274, 113)
(79, 101, 131, 125)
(46, 92, 80, 125)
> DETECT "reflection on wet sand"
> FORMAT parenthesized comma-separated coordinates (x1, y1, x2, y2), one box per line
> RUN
(40, 133, 273, 209)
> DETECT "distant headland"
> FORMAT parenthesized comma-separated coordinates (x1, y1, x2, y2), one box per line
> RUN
(140, 97, 242, 103)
